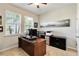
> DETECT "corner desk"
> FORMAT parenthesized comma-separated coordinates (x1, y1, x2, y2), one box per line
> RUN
(18, 37, 46, 56)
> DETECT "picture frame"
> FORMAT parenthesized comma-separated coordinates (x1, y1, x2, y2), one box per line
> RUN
(34, 22, 38, 28)
(40, 19, 70, 28)
(0, 26, 3, 32)
(0, 16, 2, 25)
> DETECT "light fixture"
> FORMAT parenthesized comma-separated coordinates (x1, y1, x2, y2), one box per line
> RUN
(34, 3, 39, 5)
(27, 3, 47, 8)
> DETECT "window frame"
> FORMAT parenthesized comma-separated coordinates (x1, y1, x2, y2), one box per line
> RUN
(5, 10, 21, 36)
(24, 16, 34, 33)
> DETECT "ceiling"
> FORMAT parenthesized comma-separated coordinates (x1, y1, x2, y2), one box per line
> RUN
(12, 3, 75, 15)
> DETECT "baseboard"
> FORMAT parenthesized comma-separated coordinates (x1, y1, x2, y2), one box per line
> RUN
(0, 44, 18, 52)
(67, 47, 77, 51)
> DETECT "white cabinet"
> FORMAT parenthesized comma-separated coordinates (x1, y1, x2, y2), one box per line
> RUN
(45, 36, 49, 45)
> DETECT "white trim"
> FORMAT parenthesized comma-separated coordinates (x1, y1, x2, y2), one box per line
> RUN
(0, 44, 18, 52)
(3, 34, 19, 37)
(67, 47, 77, 51)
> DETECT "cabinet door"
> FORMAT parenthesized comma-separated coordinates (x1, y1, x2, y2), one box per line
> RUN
(34, 40, 46, 56)
(49, 36, 66, 50)
(58, 38, 66, 50)
(18, 38, 22, 47)
(21, 39, 34, 56)
(49, 36, 56, 46)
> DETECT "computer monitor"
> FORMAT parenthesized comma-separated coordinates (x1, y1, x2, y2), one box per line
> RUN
(28, 29, 37, 36)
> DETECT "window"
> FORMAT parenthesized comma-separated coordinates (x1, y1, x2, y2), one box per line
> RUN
(5, 10, 21, 35)
(24, 16, 34, 32)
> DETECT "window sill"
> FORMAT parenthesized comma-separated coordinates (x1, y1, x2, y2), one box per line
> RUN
(3, 34, 21, 37)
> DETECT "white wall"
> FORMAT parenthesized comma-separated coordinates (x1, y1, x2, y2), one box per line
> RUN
(0, 4, 38, 51)
(0, 3, 77, 51)
(76, 4, 79, 55)
(39, 4, 77, 49)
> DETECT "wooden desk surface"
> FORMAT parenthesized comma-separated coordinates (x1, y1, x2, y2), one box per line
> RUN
(20, 37, 45, 43)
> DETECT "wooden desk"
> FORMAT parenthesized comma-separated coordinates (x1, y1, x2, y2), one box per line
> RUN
(18, 37, 46, 56)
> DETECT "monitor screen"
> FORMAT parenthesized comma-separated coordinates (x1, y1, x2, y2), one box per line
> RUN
(28, 29, 37, 36)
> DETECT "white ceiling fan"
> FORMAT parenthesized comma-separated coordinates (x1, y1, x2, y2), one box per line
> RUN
(27, 3, 47, 8)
